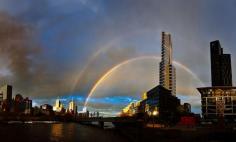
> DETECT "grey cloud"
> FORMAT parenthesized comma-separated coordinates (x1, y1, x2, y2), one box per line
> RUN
(0, 13, 74, 98)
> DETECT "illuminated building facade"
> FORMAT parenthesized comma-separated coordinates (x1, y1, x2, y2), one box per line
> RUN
(139, 85, 180, 121)
(68, 100, 77, 114)
(210, 40, 232, 86)
(159, 32, 176, 96)
(198, 87, 236, 119)
(121, 101, 141, 117)
(53, 98, 64, 112)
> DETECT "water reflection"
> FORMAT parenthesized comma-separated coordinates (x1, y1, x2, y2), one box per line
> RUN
(51, 123, 63, 140)
(50, 123, 78, 142)
(0, 123, 128, 142)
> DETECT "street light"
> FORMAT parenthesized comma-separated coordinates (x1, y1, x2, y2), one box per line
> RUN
(153, 110, 158, 116)
(152, 110, 159, 128)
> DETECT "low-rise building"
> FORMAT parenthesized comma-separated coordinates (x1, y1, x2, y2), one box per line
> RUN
(197, 86, 236, 120)
(143, 85, 180, 121)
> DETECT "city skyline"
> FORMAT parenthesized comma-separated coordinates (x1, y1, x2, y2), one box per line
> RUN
(1, 0, 236, 116)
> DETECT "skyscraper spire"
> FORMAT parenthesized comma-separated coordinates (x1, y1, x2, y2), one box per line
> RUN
(159, 32, 176, 96)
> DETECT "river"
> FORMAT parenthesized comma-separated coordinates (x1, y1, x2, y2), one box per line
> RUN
(0, 122, 129, 142)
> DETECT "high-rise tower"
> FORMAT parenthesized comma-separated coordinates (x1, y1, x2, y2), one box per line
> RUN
(159, 32, 176, 96)
(197, 40, 235, 120)
(210, 40, 232, 86)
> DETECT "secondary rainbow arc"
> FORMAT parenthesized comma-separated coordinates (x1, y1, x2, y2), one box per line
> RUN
(84, 56, 204, 107)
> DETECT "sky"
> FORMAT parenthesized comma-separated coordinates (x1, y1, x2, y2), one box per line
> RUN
(0, 0, 236, 116)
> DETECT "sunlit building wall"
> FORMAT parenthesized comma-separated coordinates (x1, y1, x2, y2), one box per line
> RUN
(159, 32, 176, 96)
(121, 101, 140, 117)
(53, 98, 64, 112)
(68, 100, 77, 114)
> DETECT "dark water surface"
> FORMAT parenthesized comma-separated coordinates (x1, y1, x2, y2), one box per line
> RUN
(0, 123, 129, 142)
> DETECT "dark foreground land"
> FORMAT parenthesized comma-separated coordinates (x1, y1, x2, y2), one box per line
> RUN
(117, 127, 236, 142)
(0, 122, 236, 142)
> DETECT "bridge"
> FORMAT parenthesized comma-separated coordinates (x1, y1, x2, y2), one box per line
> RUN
(76, 117, 143, 128)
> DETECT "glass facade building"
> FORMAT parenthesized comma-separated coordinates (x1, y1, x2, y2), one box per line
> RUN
(210, 40, 232, 86)
(198, 40, 235, 120)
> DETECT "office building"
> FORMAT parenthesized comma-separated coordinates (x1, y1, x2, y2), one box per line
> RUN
(198, 40, 236, 120)
(12, 94, 32, 114)
(210, 40, 232, 86)
(159, 32, 176, 95)
(13, 94, 24, 113)
(24, 97, 32, 114)
(53, 98, 64, 112)
(139, 85, 180, 121)
(68, 100, 77, 114)
(198, 87, 236, 119)
(0, 84, 12, 112)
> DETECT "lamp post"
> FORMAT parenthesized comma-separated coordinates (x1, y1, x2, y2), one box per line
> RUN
(152, 110, 158, 128)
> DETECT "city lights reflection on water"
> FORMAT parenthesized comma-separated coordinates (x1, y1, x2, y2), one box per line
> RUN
(0, 123, 128, 142)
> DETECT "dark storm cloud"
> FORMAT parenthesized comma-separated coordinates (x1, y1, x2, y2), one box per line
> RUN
(0, 12, 41, 92)
(0, 13, 74, 98)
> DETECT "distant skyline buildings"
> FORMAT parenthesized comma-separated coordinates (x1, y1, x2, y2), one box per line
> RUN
(68, 99, 77, 115)
(159, 32, 176, 96)
(53, 98, 64, 112)
(0, 85, 12, 112)
(210, 40, 232, 86)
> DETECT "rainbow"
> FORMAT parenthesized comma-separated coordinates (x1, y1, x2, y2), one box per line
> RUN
(84, 56, 204, 107)
(70, 29, 158, 93)
(70, 39, 119, 93)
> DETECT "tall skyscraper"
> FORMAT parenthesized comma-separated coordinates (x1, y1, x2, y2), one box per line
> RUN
(159, 32, 176, 96)
(210, 40, 232, 86)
